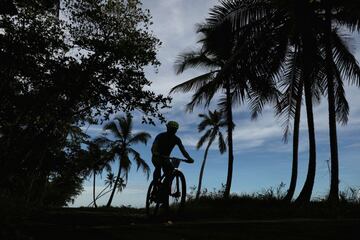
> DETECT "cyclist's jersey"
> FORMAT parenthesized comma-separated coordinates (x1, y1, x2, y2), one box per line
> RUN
(152, 132, 182, 157)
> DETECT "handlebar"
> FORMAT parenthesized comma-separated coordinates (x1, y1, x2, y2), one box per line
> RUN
(168, 157, 194, 164)
(160, 156, 194, 164)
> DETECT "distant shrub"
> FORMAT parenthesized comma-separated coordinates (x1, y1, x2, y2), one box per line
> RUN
(255, 182, 287, 201)
(339, 187, 360, 204)
(187, 182, 287, 201)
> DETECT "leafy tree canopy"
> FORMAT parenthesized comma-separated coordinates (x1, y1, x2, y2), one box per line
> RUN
(0, 0, 169, 207)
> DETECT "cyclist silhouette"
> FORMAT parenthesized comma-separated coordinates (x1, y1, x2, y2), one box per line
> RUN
(151, 121, 194, 188)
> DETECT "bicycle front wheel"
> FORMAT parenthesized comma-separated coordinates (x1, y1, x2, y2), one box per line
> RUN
(168, 170, 186, 214)
(145, 180, 159, 217)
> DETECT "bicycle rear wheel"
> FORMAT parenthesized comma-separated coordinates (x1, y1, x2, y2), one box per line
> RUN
(168, 170, 186, 214)
(145, 181, 160, 217)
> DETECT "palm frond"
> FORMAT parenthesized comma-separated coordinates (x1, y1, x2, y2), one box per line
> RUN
(207, 0, 273, 32)
(248, 76, 279, 120)
(93, 135, 111, 147)
(333, 66, 350, 125)
(174, 50, 219, 74)
(105, 172, 115, 188)
(103, 121, 122, 140)
(117, 114, 133, 140)
(185, 75, 224, 112)
(196, 129, 212, 149)
(218, 131, 227, 154)
(170, 71, 218, 94)
(331, 30, 360, 87)
(129, 149, 150, 179)
(120, 154, 131, 175)
(275, 49, 303, 143)
(129, 132, 151, 145)
(197, 112, 212, 132)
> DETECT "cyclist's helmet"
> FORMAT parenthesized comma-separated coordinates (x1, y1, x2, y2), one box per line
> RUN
(166, 121, 179, 129)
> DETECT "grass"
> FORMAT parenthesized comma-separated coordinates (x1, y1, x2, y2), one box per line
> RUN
(179, 184, 360, 220)
(1, 185, 359, 239)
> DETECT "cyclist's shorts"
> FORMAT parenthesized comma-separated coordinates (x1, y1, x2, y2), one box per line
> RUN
(152, 156, 173, 172)
(151, 155, 162, 166)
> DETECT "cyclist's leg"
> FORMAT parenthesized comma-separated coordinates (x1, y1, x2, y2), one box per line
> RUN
(151, 156, 162, 198)
(163, 159, 174, 182)
(151, 156, 161, 184)
(161, 159, 174, 207)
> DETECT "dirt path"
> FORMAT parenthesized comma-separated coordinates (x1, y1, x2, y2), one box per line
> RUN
(18, 217, 360, 240)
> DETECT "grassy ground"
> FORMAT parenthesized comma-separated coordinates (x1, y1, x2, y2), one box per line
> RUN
(2, 197, 360, 240)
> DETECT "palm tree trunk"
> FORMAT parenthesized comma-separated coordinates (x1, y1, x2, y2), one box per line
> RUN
(196, 140, 212, 199)
(106, 158, 122, 207)
(324, 0, 339, 205)
(224, 79, 234, 199)
(93, 170, 97, 208)
(295, 3, 317, 204)
(296, 81, 316, 204)
(284, 85, 302, 202)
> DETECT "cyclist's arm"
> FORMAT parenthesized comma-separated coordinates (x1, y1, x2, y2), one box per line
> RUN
(177, 138, 193, 161)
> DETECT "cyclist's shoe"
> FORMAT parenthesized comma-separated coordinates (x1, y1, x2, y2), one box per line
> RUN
(170, 191, 181, 198)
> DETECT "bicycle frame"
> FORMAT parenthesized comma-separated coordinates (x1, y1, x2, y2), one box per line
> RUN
(146, 157, 188, 216)
(155, 157, 186, 190)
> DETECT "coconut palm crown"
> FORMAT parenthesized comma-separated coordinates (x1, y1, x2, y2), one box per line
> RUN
(99, 114, 151, 207)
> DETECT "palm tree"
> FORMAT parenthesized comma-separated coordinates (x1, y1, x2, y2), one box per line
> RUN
(171, 19, 277, 198)
(196, 110, 227, 199)
(209, 0, 360, 203)
(86, 139, 111, 208)
(320, 0, 360, 205)
(101, 114, 151, 207)
(207, 0, 325, 203)
(170, 21, 235, 199)
(275, 48, 304, 202)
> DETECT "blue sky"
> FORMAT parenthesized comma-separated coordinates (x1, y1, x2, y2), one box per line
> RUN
(72, 0, 360, 207)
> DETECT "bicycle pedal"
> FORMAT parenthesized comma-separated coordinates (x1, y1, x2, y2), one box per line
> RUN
(170, 192, 181, 198)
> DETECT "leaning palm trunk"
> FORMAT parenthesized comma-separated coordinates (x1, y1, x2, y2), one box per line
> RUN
(106, 159, 122, 207)
(284, 85, 303, 202)
(224, 79, 234, 199)
(296, 80, 316, 204)
(93, 170, 97, 208)
(324, 1, 339, 205)
(196, 140, 213, 199)
(295, 10, 317, 203)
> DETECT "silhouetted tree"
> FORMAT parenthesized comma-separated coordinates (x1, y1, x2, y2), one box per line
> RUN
(196, 110, 226, 199)
(275, 48, 304, 202)
(320, 0, 360, 205)
(210, 0, 323, 203)
(171, 5, 278, 198)
(210, 0, 360, 204)
(85, 139, 111, 208)
(0, 0, 168, 208)
(100, 114, 151, 207)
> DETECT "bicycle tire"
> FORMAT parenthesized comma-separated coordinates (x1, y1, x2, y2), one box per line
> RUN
(145, 180, 160, 217)
(168, 170, 186, 214)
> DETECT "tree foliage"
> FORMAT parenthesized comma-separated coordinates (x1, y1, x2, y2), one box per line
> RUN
(0, 0, 169, 208)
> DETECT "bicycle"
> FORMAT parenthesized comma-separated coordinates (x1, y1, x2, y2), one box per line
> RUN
(145, 157, 192, 217)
